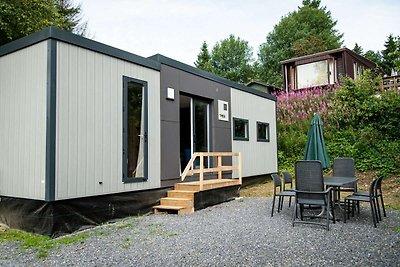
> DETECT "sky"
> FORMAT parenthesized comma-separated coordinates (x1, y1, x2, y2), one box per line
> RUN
(78, 0, 399, 66)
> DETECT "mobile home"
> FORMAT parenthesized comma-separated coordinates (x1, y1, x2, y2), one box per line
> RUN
(0, 27, 277, 235)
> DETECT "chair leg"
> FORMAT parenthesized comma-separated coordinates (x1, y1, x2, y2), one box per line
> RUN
(370, 201, 377, 228)
(331, 198, 335, 224)
(326, 201, 330, 230)
(351, 201, 355, 217)
(344, 200, 347, 223)
(380, 194, 387, 217)
(300, 204, 304, 221)
(278, 196, 283, 212)
(347, 200, 351, 219)
(271, 195, 276, 217)
(288, 196, 292, 208)
(292, 199, 297, 227)
(373, 199, 380, 223)
(375, 197, 382, 221)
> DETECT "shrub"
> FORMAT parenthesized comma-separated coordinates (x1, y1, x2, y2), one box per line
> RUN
(275, 71, 400, 177)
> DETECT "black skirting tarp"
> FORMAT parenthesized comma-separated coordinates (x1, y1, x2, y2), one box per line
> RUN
(241, 174, 271, 188)
(0, 187, 170, 237)
(194, 185, 240, 210)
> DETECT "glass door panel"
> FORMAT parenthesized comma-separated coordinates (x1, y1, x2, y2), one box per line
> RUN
(193, 100, 209, 168)
(180, 96, 210, 172)
(123, 77, 147, 182)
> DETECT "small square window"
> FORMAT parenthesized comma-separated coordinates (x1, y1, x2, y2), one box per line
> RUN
(257, 122, 270, 142)
(233, 118, 249, 141)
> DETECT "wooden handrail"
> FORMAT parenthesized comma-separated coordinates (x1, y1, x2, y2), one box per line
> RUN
(181, 152, 242, 191)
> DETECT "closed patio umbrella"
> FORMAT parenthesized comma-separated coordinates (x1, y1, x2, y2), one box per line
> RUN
(304, 113, 330, 168)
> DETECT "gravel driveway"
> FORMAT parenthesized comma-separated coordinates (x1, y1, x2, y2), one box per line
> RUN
(1, 197, 399, 266)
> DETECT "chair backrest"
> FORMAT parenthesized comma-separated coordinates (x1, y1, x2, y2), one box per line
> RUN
(282, 171, 292, 183)
(333, 158, 356, 189)
(369, 178, 378, 199)
(375, 176, 383, 195)
(295, 160, 324, 200)
(271, 173, 282, 189)
(282, 171, 293, 190)
(333, 158, 355, 177)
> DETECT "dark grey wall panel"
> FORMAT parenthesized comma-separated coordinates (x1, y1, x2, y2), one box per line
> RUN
(149, 54, 276, 101)
(213, 127, 233, 166)
(159, 64, 232, 181)
(160, 121, 181, 180)
(160, 66, 180, 123)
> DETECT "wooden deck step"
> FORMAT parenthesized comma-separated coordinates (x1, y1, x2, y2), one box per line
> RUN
(174, 183, 200, 191)
(175, 179, 241, 191)
(153, 205, 194, 215)
(167, 190, 196, 198)
(160, 197, 193, 207)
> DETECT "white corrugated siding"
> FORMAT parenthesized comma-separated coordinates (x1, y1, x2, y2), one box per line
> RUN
(55, 42, 161, 200)
(231, 89, 278, 177)
(0, 41, 48, 200)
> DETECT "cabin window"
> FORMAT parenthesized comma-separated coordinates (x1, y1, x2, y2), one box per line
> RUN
(257, 122, 270, 142)
(296, 60, 330, 89)
(353, 62, 363, 79)
(123, 76, 148, 183)
(233, 118, 249, 141)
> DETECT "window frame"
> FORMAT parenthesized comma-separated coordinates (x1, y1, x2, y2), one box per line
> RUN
(295, 60, 329, 89)
(122, 76, 148, 183)
(256, 121, 270, 142)
(233, 117, 249, 141)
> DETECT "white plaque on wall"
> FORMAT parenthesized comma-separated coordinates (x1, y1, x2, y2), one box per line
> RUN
(218, 100, 229, 121)
(167, 87, 175, 100)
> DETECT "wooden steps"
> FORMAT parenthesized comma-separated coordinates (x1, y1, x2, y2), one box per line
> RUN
(175, 179, 240, 191)
(153, 188, 196, 215)
(167, 190, 195, 198)
(153, 205, 194, 215)
(152, 179, 241, 215)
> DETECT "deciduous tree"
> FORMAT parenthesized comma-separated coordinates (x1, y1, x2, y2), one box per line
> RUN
(364, 50, 382, 66)
(210, 34, 255, 83)
(0, 0, 87, 46)
(197, 34, 255, 84)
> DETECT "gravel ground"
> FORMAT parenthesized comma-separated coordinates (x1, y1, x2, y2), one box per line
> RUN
(0, 197, 399, 266)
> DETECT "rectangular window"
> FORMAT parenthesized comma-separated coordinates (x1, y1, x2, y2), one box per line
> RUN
(353, 62, 363, 79)
(257, 122, 270, 142)
(296, 60, 329, 89)
(123, 76, 148, 183)
(233, 118, 249, 141)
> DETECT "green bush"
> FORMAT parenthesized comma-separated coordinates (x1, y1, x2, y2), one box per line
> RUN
(276, 71, 400, 177)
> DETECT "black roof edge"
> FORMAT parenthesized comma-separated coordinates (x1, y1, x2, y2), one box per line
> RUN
(0, 27, 160, 71)
(280, 47, 376, 68)
(149, 54, 277, 102)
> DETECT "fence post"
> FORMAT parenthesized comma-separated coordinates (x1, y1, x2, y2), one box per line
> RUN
(217, 156, 222, 179)
(199, 153, 204, 191)
(238, 152, 242, 185)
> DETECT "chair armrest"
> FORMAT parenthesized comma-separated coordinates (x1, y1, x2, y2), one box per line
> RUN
(294, 187, 332, 195)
